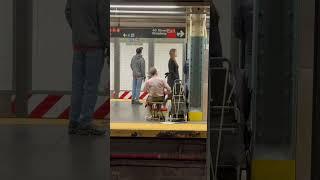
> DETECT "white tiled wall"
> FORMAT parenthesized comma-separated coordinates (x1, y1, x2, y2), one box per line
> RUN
(111, 41, 185, 91)
(154, 43, 184, 80)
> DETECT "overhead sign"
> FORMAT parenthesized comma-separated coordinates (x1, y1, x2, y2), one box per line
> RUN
(110, 27, 186, 39)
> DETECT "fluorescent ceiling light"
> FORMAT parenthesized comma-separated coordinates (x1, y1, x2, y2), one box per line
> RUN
(110, 5, 181, 9)
(110, 10, 185, 15)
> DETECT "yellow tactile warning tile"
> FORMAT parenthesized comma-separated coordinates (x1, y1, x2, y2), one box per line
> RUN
(0, 118, 207, 138)
(110, 122, 207, 138)
(252, 160, 295, 180)
(111, 122, 207, 131)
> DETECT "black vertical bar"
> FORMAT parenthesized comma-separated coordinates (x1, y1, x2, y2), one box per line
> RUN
(312, 0, 320, 179)
(114, 38, 120, 98)
(107, 0, 110, 179)
(13, 0, 33, 117)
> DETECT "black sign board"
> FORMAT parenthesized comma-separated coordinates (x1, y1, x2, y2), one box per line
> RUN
(110, 27, 186, 39)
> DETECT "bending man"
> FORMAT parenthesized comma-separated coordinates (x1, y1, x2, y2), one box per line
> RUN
(143, 67, 171, 118)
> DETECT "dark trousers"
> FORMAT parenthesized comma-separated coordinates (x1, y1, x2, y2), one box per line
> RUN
(70, 49, 105, 127)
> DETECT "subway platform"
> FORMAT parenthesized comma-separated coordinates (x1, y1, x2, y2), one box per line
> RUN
(110, 99, 207, 138)
(0, 118, 109, 180)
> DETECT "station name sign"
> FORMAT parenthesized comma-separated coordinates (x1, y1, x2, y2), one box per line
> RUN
(110, 27, 186, 39)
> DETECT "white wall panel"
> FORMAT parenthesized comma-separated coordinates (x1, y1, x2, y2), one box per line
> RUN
(119, 42, 149, 90)
(154, 43, 183, 80)
(0, 0, 13, 91)
(32, 0, 108, 92)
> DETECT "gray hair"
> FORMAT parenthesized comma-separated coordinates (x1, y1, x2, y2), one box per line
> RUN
(148, 67, 158, 77)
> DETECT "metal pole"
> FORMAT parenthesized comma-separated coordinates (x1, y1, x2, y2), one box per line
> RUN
(114, 38, 120, 98)
(13, 0, 33, 117)
(189, 8, 207, 111)
(149, 39, 155, 71)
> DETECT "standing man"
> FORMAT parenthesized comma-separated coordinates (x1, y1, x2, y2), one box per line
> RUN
(65, 0, 107, 135)
(130, 47, 146, 105)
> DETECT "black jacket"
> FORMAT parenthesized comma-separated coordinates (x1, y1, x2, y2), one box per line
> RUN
(167, 59, 180, 88)
(65, 0, 108, 49)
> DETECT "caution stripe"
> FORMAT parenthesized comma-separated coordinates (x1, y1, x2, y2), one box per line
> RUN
(119, 91, 130, 99)
(114, 91, 148, 100)
(8, 94, 110, 119)
(29, 95, 63, 118)
(94, 100, 110, 119)
(58, 107, 70, 119)
(45, 95, 70, 118)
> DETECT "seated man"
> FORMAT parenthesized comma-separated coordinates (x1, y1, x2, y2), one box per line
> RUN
(143, 67, 172, 119)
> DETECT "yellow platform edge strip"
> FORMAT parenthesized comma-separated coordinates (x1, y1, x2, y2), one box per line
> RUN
(0, 118, 207, 138)
(252, 160, 295, 180)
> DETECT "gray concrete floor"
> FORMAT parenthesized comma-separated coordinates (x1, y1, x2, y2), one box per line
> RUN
(110, 101, 207, 125)
(0, 125, 109, 180)
(110, 101, 147, 123)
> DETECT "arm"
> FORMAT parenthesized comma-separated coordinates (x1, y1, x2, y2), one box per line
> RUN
(141, 58, 146, 78)
(97, 0, 108, 48)
(174, 62, 180, 79)
(65, 0, 72, 28)
(168, 60, 175, 75)
(163, 80, 172, 94)
(143, 81, 149, 93)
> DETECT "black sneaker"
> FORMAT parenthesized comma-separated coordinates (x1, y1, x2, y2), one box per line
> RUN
(77, 125, 106, 136)
(135, 100, 143, 105)
(68, 122, 79, 135)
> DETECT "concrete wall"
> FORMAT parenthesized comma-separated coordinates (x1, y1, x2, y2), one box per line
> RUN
(0, 0, 13, 91)
(32, 0, 108, 92)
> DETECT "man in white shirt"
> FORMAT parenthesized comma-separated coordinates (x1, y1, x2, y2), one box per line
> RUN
(143, 67, 171, 117)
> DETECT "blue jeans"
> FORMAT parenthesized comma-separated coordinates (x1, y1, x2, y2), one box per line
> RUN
(70, 49, 105, 127)
(132, 78, 143, 101)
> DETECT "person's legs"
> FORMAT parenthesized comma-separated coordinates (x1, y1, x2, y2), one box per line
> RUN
(145, 96, 153, 119)
(79, 49, 105, 129)
(132, 78, 137, 102)
(69, 50, 85, 132)
(135, 78, 143, 103)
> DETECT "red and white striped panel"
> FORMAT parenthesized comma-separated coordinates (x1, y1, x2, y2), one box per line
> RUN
(111, 91, 148, 100)
(11, 95, 110, 119)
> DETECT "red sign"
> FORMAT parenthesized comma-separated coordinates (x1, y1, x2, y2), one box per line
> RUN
(167, 28, 177, 38)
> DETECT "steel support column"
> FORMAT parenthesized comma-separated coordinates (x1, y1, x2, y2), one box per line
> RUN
(13, 0, 33, 117)
(114, 38, 120, 98)
(189, 8, 207, 111)
(149, 40, 155, 71)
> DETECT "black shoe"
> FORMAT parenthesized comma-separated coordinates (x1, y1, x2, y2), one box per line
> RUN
(135, 100, 143, 105)
(77, 125, 106, 136)
(68, 122, 79, 135)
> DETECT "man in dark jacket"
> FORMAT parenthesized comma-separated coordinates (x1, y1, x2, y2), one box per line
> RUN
(65, 0, 107, 135)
